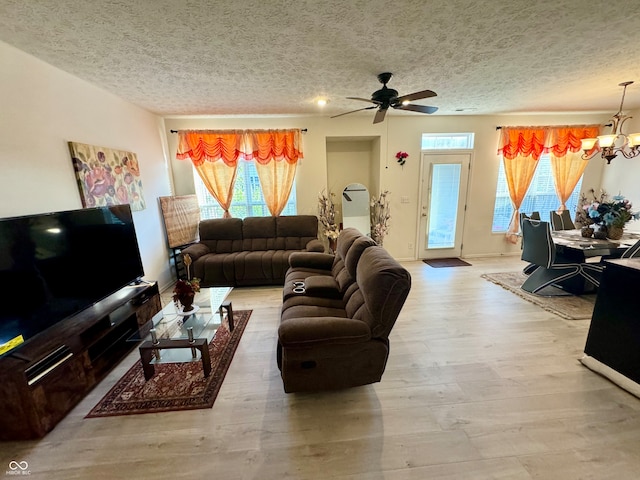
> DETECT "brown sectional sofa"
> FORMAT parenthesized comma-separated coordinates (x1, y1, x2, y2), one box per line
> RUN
(277, 228, 411, 393)
(181, 215, 324, 287)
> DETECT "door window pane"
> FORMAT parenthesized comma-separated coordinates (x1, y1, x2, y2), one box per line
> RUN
(422, 133, 474, 150)
(428, 164, 461, 248)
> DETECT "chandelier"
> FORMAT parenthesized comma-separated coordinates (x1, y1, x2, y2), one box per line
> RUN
(581, 81, 640, 164)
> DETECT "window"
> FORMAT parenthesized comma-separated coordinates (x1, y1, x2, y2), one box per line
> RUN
(422, 133, 475, 150)
(194, 161, 297, 219)
(492, 155, 583, 232)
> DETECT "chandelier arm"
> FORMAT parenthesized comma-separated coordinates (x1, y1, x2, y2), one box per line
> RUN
(618, 147, 640, 159)
(618, 115, 632, 134)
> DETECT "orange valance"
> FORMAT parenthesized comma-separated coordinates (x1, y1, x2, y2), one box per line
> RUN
(246, 131, 302, 165)
(497, 125, 601, 160)
(176, 129, 303, 166)
(545, 125, 600, 157)
(498, 127, 548, 161)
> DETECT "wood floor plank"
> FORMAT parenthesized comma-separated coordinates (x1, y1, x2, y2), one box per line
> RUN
(2, 256, 640, 479)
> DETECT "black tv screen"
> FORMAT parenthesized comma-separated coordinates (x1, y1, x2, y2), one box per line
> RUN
(0, 205, 145, 358)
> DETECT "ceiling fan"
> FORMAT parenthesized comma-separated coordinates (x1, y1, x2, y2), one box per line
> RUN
(332, 72, 438, 124)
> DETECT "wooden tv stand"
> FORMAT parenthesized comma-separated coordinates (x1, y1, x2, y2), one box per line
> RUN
(0, 281, 161, 440)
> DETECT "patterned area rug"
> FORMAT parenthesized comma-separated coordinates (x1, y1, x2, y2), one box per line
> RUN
(86, 310, 252, 417)
(481, 271, 596, 320)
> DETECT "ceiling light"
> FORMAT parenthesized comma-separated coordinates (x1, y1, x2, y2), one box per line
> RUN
(581, 81, 640, 164)
(316, 98, 328, 107)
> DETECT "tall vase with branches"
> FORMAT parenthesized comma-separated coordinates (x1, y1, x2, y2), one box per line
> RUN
(318, 190, 340, 251)
(371, 190, 391, 246)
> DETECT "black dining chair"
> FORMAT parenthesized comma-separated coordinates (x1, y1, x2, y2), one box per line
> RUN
(550, 210, 575, 231)
(520, 219, 588, 294)
(581, 237, 640, 286)
(519, 212, 541, 275)
(622, 238, 640, 258)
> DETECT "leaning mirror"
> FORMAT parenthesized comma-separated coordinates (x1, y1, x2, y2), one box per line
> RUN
(342, 183, 370, 236)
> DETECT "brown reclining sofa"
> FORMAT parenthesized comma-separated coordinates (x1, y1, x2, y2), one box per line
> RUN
(277, 228, 412, 393)
(181, 215, 324, 287)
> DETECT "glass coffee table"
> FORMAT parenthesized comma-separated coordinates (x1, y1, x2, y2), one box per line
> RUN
(138, 286, 233, 381)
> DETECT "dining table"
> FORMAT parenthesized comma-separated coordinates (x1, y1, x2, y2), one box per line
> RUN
(547, 229, 640, 294)
(552, 229, 640, 261)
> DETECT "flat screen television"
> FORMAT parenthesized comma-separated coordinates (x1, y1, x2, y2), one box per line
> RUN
(0, 205, 145, 358)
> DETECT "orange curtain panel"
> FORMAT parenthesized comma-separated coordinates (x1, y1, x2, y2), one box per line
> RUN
(546, 126, 600, 211)
(498, 127, 548, 244)
(176, 129, 303, 217)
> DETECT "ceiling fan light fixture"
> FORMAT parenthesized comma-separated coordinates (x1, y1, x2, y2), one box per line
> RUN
(331, 73, 438, 123)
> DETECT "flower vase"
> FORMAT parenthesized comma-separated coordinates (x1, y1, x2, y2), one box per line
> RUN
(593, 225, 608, 240)
(581, 226, 594, 238)
(328, 238, 337, 254)
(178, 292, 195, 312)
(607, 225, 624, 240)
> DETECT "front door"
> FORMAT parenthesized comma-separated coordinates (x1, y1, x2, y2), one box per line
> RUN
(417, 152, 471, 259)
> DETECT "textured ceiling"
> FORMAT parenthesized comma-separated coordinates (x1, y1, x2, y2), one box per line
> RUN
(2, 0, 640, 118)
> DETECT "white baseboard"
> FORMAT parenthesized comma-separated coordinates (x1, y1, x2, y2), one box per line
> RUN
(580, 355, 640, 399)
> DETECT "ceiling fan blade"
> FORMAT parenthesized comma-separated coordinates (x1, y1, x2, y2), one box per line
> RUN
(395, 89, 437, 104)
(395, 103, 438, 114)
(373, 108, 388, 124)
(346, 96, 382, 105)
(330, 105, 376, 119)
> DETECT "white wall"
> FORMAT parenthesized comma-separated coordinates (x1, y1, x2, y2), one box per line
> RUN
(165, 112, 618, 259)
(0, 41, 173, 289)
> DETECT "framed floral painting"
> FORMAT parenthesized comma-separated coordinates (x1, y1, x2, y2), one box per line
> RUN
(68, 141, 146, 211)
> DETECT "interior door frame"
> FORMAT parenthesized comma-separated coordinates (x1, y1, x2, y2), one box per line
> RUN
(415, 150, 472, 259)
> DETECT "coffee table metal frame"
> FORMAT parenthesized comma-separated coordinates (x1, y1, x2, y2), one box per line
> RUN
(138, 287, 233, 380)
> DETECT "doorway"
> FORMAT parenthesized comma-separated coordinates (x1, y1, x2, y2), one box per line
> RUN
(417, 152, 471, 259)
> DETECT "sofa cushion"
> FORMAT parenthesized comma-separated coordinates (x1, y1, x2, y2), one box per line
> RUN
(278, 317, 371, 347)
(277, 215, 320, 250)
(199, 218, 244, 253)
(242, 217, 279, 250)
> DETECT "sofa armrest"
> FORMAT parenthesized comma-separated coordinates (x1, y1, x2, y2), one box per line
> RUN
(278, 317, 371, 347)
(181, 243, 210, 263)
(305, 239, 325, 252)
(289, 252, 334, 270)
(303, 275, 341, 298)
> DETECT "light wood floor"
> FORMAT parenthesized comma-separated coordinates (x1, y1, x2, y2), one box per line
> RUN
(2, 256, 640, 479)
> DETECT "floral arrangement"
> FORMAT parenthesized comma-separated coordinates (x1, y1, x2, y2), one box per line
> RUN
(371, 190, 391, 245)
(582, 189, 639, 228)
(172, 277, 201, 302)
(173, 253, 201, 307)
(395, 151, 409, 166)
(318, 190, 340, 240)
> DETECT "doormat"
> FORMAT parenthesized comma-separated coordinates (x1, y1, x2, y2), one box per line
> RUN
(423, 258, 472, 268)
(86, 310, 252, 417)
(481, 272, 596, 320)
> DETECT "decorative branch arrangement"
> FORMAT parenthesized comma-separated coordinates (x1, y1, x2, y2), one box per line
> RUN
(371, 190, 391, 245)
(318, 190, 340, 241)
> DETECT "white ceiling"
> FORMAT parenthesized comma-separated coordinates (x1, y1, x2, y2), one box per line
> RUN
(2, 0, 640, 119)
